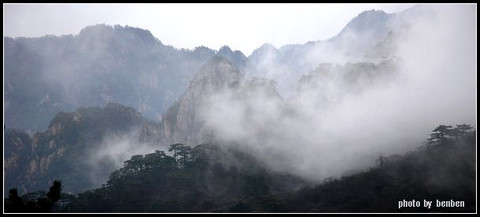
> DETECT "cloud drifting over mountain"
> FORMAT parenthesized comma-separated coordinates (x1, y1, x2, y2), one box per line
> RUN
(198, 5, 476, 182)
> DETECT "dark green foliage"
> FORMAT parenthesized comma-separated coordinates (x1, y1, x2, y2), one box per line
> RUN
(283, 126, 476, 213)
(450, 124, 473, 140)
(229, 201, 252, 213)
(168, 143, 190, 166)
(15, 124, 475, 213)
(242, 175, 270, 197)
(455, 124, 473, 136)
(252, 194, 286, 212)
(428, 125, 453, 143)
(65, 143, 305, 213)
(428, 124, 474, 143)
(5, 181, 63, 213)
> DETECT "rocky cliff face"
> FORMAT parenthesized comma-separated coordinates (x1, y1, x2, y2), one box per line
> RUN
(4, 24, 246, 131)
(4, 129, 34, 193)
(159, 56, 243, 146)
(4, 56, 274, 194)
(4, 103, 160, 193)
(4, 7, 426, 196)
(5, 9, 412, 132)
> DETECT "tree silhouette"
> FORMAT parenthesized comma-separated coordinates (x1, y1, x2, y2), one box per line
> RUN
(124, 155, 144, 175)
(177, 145, 192, 168)
(47, 180, 63, 202)
(455, 124, 473, 137)
(169, 143, 185, 162)
(5, 180, 63, 213)
(428, 124, 473, 143)
(169, 143, 193, 167)
(428, 125, 453, 144)
(5, 188, 23, 212)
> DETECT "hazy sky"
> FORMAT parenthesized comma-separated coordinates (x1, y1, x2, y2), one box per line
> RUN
(4, 3, 415, 55)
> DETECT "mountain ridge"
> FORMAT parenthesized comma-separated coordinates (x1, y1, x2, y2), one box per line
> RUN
(4, 5, 423, 194)
(4, 24, 246, 131)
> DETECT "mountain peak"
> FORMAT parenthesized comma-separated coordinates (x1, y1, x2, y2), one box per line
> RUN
(77, 24, 160, 45)
(251, 43, 277, 54)
(216, 46, 247, 67)
(218, 45, 232, 54)
(358, 9, 388, 17)
(78, 24, 112, 34)
(342, 9, 391, 33)
(259, 43, 277, 51)
(249, 43, 278, 61)
(330, 8, 393, 44)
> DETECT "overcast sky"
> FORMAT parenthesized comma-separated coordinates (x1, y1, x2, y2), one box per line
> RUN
(3, 3, 415, 55)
